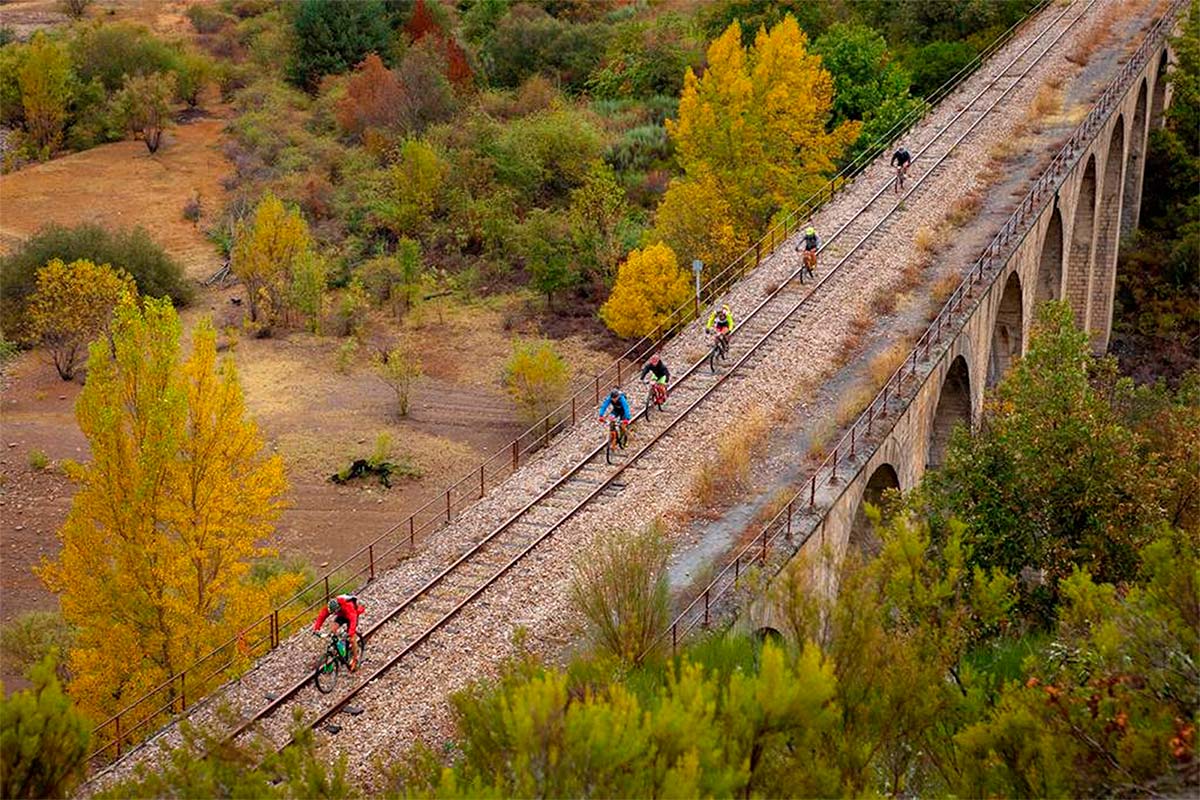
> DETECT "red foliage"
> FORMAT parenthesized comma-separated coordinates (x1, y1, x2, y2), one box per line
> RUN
(335, 53, 405, 137)
(405, 0, 441, 41)
(444, 37, 472, 89)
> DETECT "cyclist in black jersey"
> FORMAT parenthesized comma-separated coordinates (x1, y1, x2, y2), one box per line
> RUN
(891, 146, 911, 192)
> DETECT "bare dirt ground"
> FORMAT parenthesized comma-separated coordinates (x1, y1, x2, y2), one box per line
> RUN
(0, 0, 199, 41)
(0, 78, 614, 696)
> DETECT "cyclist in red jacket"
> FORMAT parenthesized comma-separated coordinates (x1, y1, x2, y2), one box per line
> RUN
(312, 594, 366, 671)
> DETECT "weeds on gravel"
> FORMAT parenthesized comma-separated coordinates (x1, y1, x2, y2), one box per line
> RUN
(914, 226, 938, 255)
(834, 311, 873, 368)
(569, 521, 670, 666)
(868, 340, 912, 386)
(931, 272, 963, 305)
(870, 288, 898, 316)
(945, 191, 983, 229)
(28, 449, 50, 471)
(806, 417, 837, 462)
(1067, 2, 1124, 65)
(689, 407, 772, 509)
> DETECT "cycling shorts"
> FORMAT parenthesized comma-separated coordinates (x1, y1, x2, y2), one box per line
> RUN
(713, 324, 730, 334)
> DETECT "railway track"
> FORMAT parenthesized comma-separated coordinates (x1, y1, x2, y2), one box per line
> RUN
(85, 0, 1107, 784)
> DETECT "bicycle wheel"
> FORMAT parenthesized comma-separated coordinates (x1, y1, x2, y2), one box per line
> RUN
(313, 649, 339, 694)
(605, 429, 615, 464)
(708, 344, 718, 373)
(645, 388, 655, 418)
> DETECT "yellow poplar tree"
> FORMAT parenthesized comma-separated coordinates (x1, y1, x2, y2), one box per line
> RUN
(18, 32, 72, 158)
(26, 258, 136, 381)
(232, 192, 313, 328)
(39, 296, 300, 722)
(652, 171, 747, 275)
(662, 15, 859, 254)
(600, 243, 692, 339)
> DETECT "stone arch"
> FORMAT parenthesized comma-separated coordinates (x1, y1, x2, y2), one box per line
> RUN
(1150, 48, 1169, 128)
(1089, 117, 1125, 352)
(1035, 206, 1064, 305)
(927, 356, 971, 470)
(988, 271, 1024, 387)
(1121, 81, 1149, 240)
(1065, 155, 1097, 327)
(754, 627, 784, 645)
(849, 463, 900, 556)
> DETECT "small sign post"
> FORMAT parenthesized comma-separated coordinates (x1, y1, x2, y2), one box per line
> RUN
(692, 259, 703, 317)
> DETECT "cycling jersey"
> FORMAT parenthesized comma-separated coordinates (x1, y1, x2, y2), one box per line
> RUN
(707, 309, 734, 332)
(641, 360, 670, 383)
(313, 594, 363, 640)
(891, 148, 911, 167)
(801, 232, 820, 251)
(598, 393, 631, 421)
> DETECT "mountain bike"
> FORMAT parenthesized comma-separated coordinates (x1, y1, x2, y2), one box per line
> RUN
(801, 249, 817, 282)
(313, 630, 366, 694)
(601, 414, 628, 464)
(707, 329, 730, 372)
(894, 163, 909, 193)
(643, 379, 666, 418)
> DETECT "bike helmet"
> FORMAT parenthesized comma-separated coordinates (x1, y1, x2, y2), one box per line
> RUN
(610, 388, 621, 400)
(649, 354, 660, 364)
(721, 303, 731, 313)
(327, 598, 340, 614)
(805, 226, 816, 236)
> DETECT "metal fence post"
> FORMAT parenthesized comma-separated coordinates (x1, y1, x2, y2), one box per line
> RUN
(369, 545, 375, 580)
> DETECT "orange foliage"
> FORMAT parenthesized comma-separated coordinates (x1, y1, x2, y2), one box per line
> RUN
(335, 53, 404, 137)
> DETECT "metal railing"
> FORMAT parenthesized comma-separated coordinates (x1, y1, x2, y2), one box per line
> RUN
(654, 0, 1184, 653)
(85, 0, 1056, 763)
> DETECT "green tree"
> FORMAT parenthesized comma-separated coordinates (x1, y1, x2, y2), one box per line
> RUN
(520, 209, 577, 307)
(113, 71, 176, 154)
(0, 655, 90, 800)
(568, 161, 629, 283)
(289, 250, 327, 334)
(290, 0, 393, 90)
(18, 32, 73, 158)
(373, 337, 423, 418)
(919, 302, 1169, 622)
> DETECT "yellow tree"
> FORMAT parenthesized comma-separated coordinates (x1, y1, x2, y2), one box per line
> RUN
(39, 296, 300, 722)
(18, 32, 73, 158)
(232, 192, 313, 328)
(600, 243, 692, 339)
(664, 15, 859, 247)
(26, 258, 135, 380)
(652, 171, 747, 275)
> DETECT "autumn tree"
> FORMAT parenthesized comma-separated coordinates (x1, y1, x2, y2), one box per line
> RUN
(232, 192, 314, 328)
(26, 258, 135, 380)
(600, 242, 692, 338)
(503, 340, 572, 425)
(661, 15, 858, 253)
(18, 32, 72, 158)
(289, 250, 327, 334)
(569, 161, 630, 283)
(369, 139, 448, 238)
(0, 655, 90, 800)
(373, 338, 423, 418)
(651, 171, 747, 274)
(114, 71, 176, 153)
(335, 53, 404, 138)
(39, 297, 301, 723)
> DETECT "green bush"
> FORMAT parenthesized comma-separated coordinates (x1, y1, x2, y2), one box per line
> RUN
(906, 40, 977, 98)
(0, 224, 191, 336)
(289, 0, 392, 90)
(68, 22, 178, 93)
(186, 3, 233, 34)
(0, 612, 74, 680)
(0, 655, 90, 800)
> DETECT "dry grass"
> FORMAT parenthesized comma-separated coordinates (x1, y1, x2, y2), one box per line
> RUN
(901, 259, 926, 292)
(1067, 2, 1123, 65)
(834, 310, 873, 368)
(931, 272, 963, 305)
(914, 226, 938, 255)
(835, 383, 877, 428)
(945, 190, 984, 229)
(1030, 83, 1063, 121)
(806, 417, 838, 462)
(689, 406, 772, 508)
(868, 339, 911, 386)
(870, 287, 898, 316)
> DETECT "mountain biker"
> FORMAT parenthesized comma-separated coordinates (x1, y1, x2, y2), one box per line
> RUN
(641, 354, 670, 402)
(797, 226, 820, 282)
(598, 388, 632, 424)
(312, 594, 365, 671)
(706, 304, 735, 337)
(890, 146, 912, 172)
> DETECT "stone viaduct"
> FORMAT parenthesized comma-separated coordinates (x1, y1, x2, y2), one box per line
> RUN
(744, 5, 1179, 632)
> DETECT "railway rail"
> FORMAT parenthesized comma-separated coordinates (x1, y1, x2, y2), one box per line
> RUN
(213, 0, 1096, 757)
(83, 0, 1114, 784)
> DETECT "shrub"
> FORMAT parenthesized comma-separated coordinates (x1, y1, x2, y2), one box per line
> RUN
(519, 209, 577, 307)
(113, 71, 176, 153)
(0, 611, 73, 679)
(335, 53, 404, 137)
(186, 4, 233, 34)
(0, 224, 191, 337)
(600, 242, 691, 339)
(289, 250, 327, 334)
(503, 339, 572, 425)
(68, 22, 178, 94)
(333, 277, 370, 338)
(173, 51, 216, 108)
(569, 520, 670, 665)
(26, 259, 136, 380)
(906, 40, 976, 98)
(28, 449, 51, 471)
(59, 0, 92, 19)
(334, 337, 358, 373)
(0, 655, 90, 799)
(18, 33, 73, 159)
(373, 339, 423, 418)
